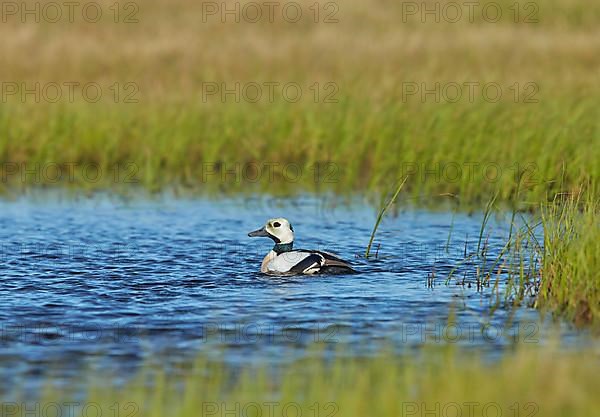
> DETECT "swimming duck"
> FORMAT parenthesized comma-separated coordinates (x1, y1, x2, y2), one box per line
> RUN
(248, 218, 355, 275)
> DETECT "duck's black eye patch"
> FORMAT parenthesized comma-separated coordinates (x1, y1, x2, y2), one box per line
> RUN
(290, 224, 294, 231)
(273, 222, 281, 227)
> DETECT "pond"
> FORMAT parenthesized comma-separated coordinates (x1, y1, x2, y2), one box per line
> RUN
(0, 194, 589, 394)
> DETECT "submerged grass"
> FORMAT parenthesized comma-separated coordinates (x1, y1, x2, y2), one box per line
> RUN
(437, 186, 600, 326)
(15, 343, 600, 417)
(365, 176, 408, 258)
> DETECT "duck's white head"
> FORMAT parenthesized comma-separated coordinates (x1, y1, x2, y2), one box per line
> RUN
(248, 218, 294, 244)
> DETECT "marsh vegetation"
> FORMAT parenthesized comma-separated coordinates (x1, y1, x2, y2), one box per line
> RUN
(1, 0, 599, 412)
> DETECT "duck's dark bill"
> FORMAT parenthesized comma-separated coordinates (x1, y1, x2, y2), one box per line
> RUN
(248, 227, 269, 237)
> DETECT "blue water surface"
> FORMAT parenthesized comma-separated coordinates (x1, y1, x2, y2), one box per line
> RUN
(0, 194, 590, 394)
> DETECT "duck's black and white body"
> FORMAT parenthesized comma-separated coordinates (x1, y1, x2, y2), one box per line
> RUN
(248, 218, 355, 276)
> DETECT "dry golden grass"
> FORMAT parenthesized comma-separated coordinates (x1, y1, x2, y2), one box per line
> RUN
(1, 0, 599, 99)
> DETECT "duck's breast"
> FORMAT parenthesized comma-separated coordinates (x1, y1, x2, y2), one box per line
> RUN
(261, 251, 277, 273)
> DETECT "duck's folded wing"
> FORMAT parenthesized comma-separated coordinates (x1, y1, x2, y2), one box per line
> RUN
(287, 253, 324, 274)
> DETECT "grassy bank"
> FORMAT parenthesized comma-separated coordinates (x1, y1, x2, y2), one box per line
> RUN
(538, 192, 600, 325)
(1, 0, 599, 201)
(15, 343, 600, 417)
(1, 98, 599, 201)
